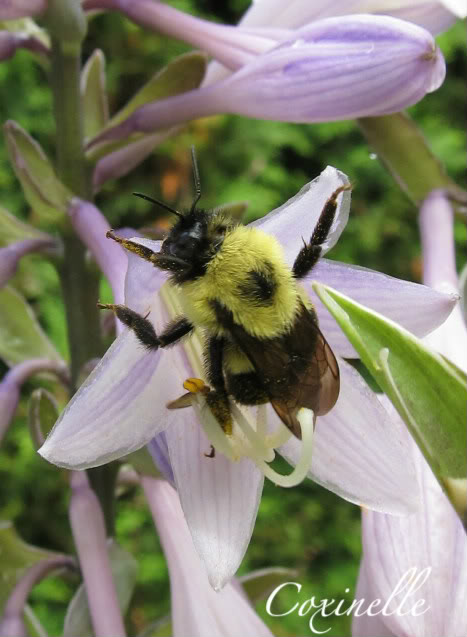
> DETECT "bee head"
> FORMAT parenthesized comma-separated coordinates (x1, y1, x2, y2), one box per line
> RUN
(133, 148, 234, 281)
(161, 208, 234, 280)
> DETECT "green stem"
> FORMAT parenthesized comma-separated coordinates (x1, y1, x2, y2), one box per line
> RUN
(49, 36, 116, 535)
(358, 113, 466, 209)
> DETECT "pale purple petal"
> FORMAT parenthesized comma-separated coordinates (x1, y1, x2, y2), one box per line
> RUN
(0, 556, 75, 637)
(38, 326, 191, 469)
(83, 0, 276, 69)
(360, 424, 467, 637)
(39, 241, 184, 470)
(68, 198, 127, 306)
(93, 128, 180, 191)
(420, 191, 467, 371)
(280, 358, 419, 514)
(0, 237, 56, 288)
(0, 358, 68, 445)
(352, 561, 397, 637)
(142, 478, 273, 636)
(165, 414, 264, 590)
(252, 165, 351, 261)
(0, 374, 20, 445)
(239, 0, 458, 35)
(88, 15, 444, 146)
(303, 258, 457, 357)
(123, 238, 165, 312)
(0, 0, 46, 19)
(69, 472, 126, 637)
(420, 190, 458, 293)
(147, 432, 174, 485)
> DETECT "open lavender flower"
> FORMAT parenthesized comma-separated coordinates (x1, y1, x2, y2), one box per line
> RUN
(38, 167, 456, 587)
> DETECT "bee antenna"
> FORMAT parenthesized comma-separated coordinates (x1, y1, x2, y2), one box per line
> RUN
(190, 145, 201, 213)
(132, 192, 184, 219)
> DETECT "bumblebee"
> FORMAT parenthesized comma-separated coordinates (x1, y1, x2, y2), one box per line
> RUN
(100, 150, 349, 439)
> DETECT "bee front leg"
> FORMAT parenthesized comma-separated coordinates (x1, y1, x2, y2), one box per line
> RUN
(97, 304, 192, 350)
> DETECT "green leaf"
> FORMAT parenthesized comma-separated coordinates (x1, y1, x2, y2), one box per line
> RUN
(122, 447, 163, 478)
(87, 51, 207, 162)
(313, 282, 467, 516)
(63, 540, 138, 637)
(108, 51, 206, 128)
(239, 567, 300, 603)
(81, 49, 109, 142)
(28, 388, 59, 448)
(0, 285, 61, 365)
(0, 205, 47, 247)
(4, 120, 71, 227)
(138, 616, 171, 637)
(0, 17, 50, 49)
(0, 521, 59, 614)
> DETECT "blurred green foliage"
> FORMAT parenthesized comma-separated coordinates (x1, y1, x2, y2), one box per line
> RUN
(0, 2, 465, 636)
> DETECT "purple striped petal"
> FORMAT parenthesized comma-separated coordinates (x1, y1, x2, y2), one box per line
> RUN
(38, 330, 190, 469)
(419, 191, 467, 371)
(352, 561, 398, 637)
(0, 358, 68, 445)
(83, 0, 275, 70)
(165, 415, 264, 590)
(358, 421, 467, 637)
(92, 129, 178, 191)
(147, 433, 174, 485)
(88, 15, 445, 146)
(0, 237, 55, 288)
(303, 259, 457, 357)
(143, 478, 273, 636)
(239, 0, 459, 35)
(39, 239, 185, 470)
(252, 165, 351, 261)
(280, 359, 419, 514)
(68, 199, 128, 306)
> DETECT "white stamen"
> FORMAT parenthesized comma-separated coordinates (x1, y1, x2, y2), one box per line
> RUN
(160, 283, 315, 486)
(249, 408, 315, 488)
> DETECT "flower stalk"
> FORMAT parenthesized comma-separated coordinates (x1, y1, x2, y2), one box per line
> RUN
(47, 3, 117, 534)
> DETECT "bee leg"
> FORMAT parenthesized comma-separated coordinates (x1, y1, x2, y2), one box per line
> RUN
(292, 183, 352, 279)
(97, 304, 192, 350)
(204, 336, 233, 435)
(106, 231, 187, 273)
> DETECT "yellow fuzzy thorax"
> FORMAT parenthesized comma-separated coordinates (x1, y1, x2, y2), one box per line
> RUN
(178, 225, 301, 340)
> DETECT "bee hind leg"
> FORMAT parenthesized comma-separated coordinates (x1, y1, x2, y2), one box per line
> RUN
(204, 336, 233, 435)
(292, 183, 352, 279)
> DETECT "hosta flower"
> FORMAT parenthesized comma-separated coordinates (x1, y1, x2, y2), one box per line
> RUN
(352, 190, 467, 637)
(39, 167, 456, 588)
(85, 12, 445, 148)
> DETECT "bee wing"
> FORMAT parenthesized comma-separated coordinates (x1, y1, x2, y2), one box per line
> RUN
(269, 329, 339, 439)
(216, 301, 339, 439)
